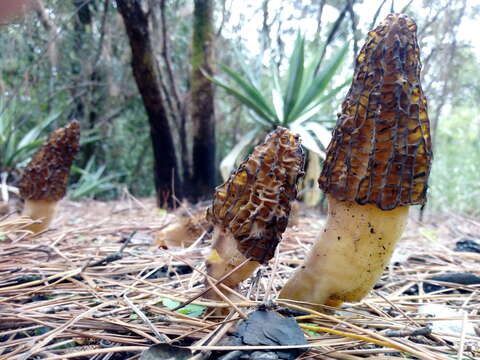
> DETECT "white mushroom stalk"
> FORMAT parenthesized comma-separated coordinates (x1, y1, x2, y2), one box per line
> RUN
(280, 14, 433, 309)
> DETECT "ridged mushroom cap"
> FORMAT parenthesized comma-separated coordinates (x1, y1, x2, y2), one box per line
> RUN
(319, 14, 432, 210)
(19, 121, 80, 201)
(207, 127, 305, 263)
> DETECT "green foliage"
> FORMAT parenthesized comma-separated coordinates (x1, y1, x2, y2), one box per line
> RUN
(0, 99, 58, 173)
(300, 323, 321, 337)
(161, 298, 206, 318)
(208, 34, 349, 179)
(427, 106, 480, 215)
(69, 157, 119, 200)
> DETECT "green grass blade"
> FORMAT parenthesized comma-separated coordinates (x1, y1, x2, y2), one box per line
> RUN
(292, 77, 350, 126)
(291, 103, 324, 126)
(219, 64, 276, 119)
(205, 71, 276, 125)
(303, 121, 333, 149)
(5, 139, 44, 166)
(317, 77, 352, 103)
(271, 87, 284, 123)
(16, 113, 58, 150)
(283, 34, 305, 123)
(271, 60, 284, 123)
(289, 42, 349, 121)
(299, 42, 327, 99)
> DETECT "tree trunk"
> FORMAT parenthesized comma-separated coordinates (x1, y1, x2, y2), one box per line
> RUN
(190, 0, 216, 201)
(32, 0, 58, 70)
(117, 0, 181, 207)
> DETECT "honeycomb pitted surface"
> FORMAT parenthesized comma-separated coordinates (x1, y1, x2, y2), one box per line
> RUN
(207, 127, 305, 263)
(19, 121, 80, 201)
(319, 14, 432, 210)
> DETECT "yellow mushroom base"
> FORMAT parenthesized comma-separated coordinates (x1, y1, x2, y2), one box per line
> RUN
(279, 196, 409, 310)
(155, 223, 197, 248)
(205, 227, 260, 302)
(155, 212, 208, 248)
(21, 199, 58, 234)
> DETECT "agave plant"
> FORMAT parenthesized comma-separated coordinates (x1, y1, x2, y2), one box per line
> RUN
(0, 99, 58, 174)
(209, 35, 350, 180)
(69, 157, 119, 200)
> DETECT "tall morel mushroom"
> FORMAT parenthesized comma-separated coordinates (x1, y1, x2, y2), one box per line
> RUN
(205, 127, 305, 300)
(280, 14, 432, 308)
(19, 121, 80, 233)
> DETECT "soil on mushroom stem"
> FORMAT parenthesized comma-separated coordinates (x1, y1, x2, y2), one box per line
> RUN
(0, 198, 478, 359)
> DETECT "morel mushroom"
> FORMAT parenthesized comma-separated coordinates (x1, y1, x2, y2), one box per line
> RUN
(205, 127, 305, 300)
(155, 206, 211, 248)
(19, 121, 80, 233)
(280, 14, 432, 309)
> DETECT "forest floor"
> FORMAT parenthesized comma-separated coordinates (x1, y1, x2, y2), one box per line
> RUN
(0, 198, 479, 360)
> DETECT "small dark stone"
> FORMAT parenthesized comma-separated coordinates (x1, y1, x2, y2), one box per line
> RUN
(277, 307, 309, 317)
(12, 275, 42, 285)
(217, 334, 243, 347)
(170, 264, 193, 275)
(250, 351, 279, 359)
(423, 273, 480, 293)
(217, 310, 308, 360)
(146, 264, 193, 279)
(140, 343, 191, 360)
(408, 256, 427, 263)
(237, 310, 308, 360)
(454, 239, 480, 254)
(238, 310, 307, 347)
(403, 284, 419, 295)
(218, 350, 243, 360)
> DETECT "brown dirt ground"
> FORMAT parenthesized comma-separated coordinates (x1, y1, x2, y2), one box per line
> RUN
(0, 198, 479, 359)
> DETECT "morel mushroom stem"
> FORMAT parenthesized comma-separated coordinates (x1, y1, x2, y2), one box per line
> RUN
(205, 127, 305, 301)
(280, 14, 432, 309)
(21, 199, 58, 234)
(279, 196, 408, 307)
(205, 228, 261, 300)
(19, 121, 80, 234)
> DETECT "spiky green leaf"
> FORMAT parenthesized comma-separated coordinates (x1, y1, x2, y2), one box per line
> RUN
(289, 42, 349, 121)
(283, 34, 305, 122)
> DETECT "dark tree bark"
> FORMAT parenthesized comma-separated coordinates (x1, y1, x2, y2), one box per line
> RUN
(117, 0, 181, 207)
(32, 0, 58, 70)
(70, 0, 110, 176)
(70, 0, 96, 169)
(190, 0, 216, 201)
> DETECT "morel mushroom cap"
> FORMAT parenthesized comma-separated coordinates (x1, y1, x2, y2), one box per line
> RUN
(319, 14, 432, 210)
(19, 121, 80, 202)
(207, 127, 305, 263)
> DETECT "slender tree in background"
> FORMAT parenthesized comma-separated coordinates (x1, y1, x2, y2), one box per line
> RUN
(70, 0, 103, 167)
(190, 0, 216, 200)
(116, 0, 181, 207)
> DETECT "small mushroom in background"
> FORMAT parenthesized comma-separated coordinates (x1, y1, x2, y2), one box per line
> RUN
(205, 127, 305, 301)
(18, 121, 80, 234)
(155, 205, 212, 248)
(279, 14, 433, 309)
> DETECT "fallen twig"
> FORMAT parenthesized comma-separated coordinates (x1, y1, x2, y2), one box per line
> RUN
(84, 230, 137, 268)
(385, 326, 432, 337)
